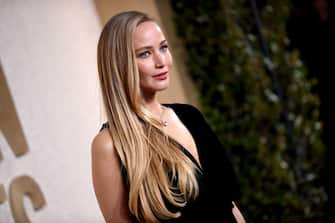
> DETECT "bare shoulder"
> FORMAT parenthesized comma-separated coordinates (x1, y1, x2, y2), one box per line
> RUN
(91, 128, 132, 222)
(91, 128, 115, 158)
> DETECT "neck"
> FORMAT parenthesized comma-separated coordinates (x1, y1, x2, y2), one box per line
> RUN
(142, 91, 168, 127)
(143, 92, 162, 117)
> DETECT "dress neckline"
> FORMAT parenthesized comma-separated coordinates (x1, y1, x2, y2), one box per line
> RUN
(163, 103, 203, 171)
(100, 104, 203, 171)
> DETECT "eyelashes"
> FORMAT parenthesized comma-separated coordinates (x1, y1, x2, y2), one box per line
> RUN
(138, 51, 151, 58)
(137, 44, 169, 59)
(160, 44, 168, 52)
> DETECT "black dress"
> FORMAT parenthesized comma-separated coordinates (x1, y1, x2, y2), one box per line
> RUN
(100, 103, 240, 223)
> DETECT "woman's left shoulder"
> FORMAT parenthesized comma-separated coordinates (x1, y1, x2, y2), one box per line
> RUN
(165, 103, 202, 114)
(165, 103, 207, 124)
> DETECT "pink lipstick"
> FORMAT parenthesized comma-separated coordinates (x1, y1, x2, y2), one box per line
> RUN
(153, 71, 168, 80)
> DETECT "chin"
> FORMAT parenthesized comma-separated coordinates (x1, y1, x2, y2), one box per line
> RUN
(151, 84, 168, 92)
(153, 78, 170, 91)
(157, 80, 170, 91)
(141, 78, 170, 93)
(157, 85, 169, 92)
(143, 84, 169, 95)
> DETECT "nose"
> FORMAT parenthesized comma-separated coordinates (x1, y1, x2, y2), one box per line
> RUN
(154, 52, 165, 68)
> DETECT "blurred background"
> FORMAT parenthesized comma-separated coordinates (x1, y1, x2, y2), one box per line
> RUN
(0, 0, 333, 222)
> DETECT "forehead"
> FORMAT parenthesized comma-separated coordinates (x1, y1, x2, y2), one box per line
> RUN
(133, 21, 165, 47)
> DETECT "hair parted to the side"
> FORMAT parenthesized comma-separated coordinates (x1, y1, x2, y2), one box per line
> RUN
(97, 11, 199, 223)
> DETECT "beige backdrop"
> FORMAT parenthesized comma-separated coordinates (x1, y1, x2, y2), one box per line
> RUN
(0, 0, 197, 222)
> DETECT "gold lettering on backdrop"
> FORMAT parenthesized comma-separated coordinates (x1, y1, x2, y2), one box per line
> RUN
(9, 175, 46, 223)
(0, 64, 46, 221)
(0, 184, 6, 203)
(0, 63, 29, 157)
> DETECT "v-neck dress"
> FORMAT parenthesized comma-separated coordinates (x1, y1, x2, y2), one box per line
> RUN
(99, 103, 240, 223)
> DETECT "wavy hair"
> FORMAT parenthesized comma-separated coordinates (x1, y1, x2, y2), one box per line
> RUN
(97, 11, 199, 223)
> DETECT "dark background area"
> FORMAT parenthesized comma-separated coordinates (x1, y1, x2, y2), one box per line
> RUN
(286, 1, 334, 222)
(170, 0, 333, 222)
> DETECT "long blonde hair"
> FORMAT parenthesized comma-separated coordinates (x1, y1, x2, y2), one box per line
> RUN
(97, 11, 199, 223)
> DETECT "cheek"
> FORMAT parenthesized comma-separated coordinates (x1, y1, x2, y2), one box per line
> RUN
(137, 62, 151, 77)
(137, 62, 153, 87)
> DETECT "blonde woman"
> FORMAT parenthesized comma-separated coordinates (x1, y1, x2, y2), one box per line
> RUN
(91, 10, 246, 223)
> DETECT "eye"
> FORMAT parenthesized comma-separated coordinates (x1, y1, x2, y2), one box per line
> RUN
(138, 51, 151, 58)
(160, 44, 168, 52)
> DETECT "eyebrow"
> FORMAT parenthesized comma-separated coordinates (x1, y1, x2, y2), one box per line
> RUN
(135, 40, 167, 52)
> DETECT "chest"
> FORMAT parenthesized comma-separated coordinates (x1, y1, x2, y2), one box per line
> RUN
(163, 117, 201, 168)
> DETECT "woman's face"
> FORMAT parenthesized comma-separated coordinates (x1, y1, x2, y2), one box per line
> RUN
(133, 21, 173, 96)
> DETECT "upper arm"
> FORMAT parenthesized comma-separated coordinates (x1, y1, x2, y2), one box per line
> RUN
(91, 129, 132, 223)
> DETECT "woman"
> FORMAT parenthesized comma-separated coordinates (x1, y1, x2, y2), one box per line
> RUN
(91, 10, 246, 223)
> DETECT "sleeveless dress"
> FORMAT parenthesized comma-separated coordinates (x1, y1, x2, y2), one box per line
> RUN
(100, 103, 240, 223)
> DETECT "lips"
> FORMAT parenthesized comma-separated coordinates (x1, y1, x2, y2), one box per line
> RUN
(153, 71, 168, 80)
